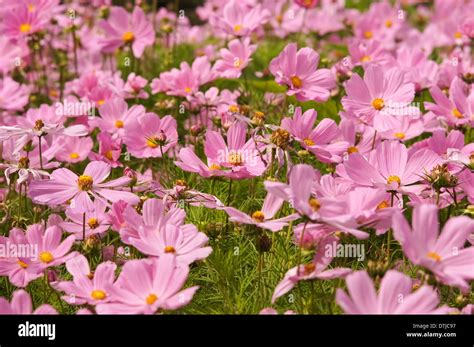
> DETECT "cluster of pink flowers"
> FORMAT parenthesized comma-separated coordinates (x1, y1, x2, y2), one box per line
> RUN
(0, 0, 473, 316)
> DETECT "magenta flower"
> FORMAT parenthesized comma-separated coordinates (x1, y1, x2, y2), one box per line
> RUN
(0, 290, 57, 314)
(392, 204, 474, 291)
(29, 161, 139, 212)
(96, 255, 199, 314)
(123, 113, 178, 158)
(336, 270, 450, 314)
(269, 43, 336, 102)
(224, 192, 299, 232)
(214, 38, 256, 79)
(54, 255, 117, 306)
(99, 6, 154, 58)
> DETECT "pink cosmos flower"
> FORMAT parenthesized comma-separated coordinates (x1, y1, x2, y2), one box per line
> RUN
(348, 39, 394, 67)
(153, 182, 225, 210)
(2, 4, 46, 39)
(0, 228, 43, 287)
(99, 6, 154, 58)
(0, 37, 27, 74)
(29, 161, 139, 212)
(336, 270, 450, 314)
(24, 224, 77, 272)
(94, 97, 145, 138)
(269, 43, 336, 102)
(224, 192, 298, 232)
(281, 107, 348, 163)
(0, 290, 57, 314)
(265, 164, 369, 239)
(54, 254, 117, 306)
(123, 73, 148, 99)
(89, 132, 123, 168)
(0, 77, 30, 111)
(461, 17, 474, 38)
(152, 56, 215, 97)
(176, 122, 266, 179)
(128, 221, 212, 265)
(341, 140, 442, 193)
(214, 0, 270, 37)
(95, 255, 199, 314)
(341, 64, 418, 128)
(61, 199, 110, 240)
(272, 236, 352, 303)
(119, 198, 185, 244)
(425, 77, 472, 127)
(54, 136, 93, 164)
(392, 204, 474, 291)
(123, 113, 178, 158)
(214, 38, 256, 79)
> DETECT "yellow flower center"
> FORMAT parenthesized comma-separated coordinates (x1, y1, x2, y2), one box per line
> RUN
(452, 108, 463, 118)
(309, 198, 321, 212)
(122, 31, 135, 43)
(251, 211, 265, 223)
(209, 163, 221, 171)
(17, 260, 29, 268)
(91, 290, 107, 300)
(372, 98, 385, 110)
(377, 201, 389, 210)
(115, 120, 124, 128)
(290, 75, 303, 89)
(234, 58, 241, 68)
(454, 31, 462, 39)
(233, 24, 242, 33)
(276, 15, 283, 24)
(97, 99, 105, 106)
(304, 263, 316, 275)
(228, 105, 240, 113)
(184, 87, 192, 93)
(146, 293, 158, 305)
(39, 252, 54, 264)
(27, 4, 35, 12)
(303, 138, 315, 146)
(70, 152, 80, 159)
(364, 31, 373, 39)
(386, 175, 401, 186)
(164, 246, 176, 253)
(20, 23, 31, 33)
(105, 150, 114, 161)
(78, 175, 93, 191)
(361, 55, 371, 62)
(88, 218, 99, 229)
(228, 152, 243, 166)
(347, 146, 359, 154)
(394, 132, 405, 140)
(385, 19, 393, 28)
(426, 251, 442, 262)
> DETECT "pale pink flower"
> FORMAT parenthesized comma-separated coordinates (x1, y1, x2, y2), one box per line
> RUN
(29, 161, 139, 212)
(214, 38, 256, 78)
(392, 204, 474, 291)
(0, 290, 57, 314)
(336, 270, 450, 314)
(96, 255, 199, 314)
